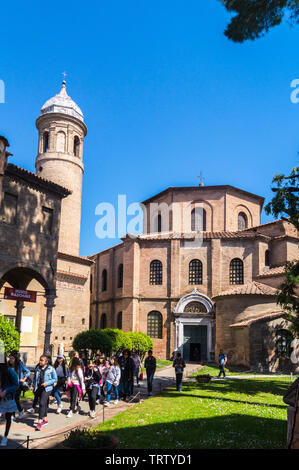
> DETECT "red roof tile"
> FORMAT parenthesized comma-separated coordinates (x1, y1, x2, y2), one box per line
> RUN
(216, 281, 278, 297)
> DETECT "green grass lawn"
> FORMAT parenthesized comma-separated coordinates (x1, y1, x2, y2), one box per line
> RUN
(20, 390, 34, 401)
(93, 373, 291, 449)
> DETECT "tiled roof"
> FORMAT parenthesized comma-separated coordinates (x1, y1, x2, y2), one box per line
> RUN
(230, 311, 285, 328)
(141, 185, 264, 205)
(57, 270, 88, 280)
(256, 266, 285, 279)
(216, 281, 278, 297)
(6, 164, 71, 197)
(133, 231, 269, 241)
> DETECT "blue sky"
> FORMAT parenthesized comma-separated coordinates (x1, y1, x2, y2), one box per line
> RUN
(0, 1, 298, 256)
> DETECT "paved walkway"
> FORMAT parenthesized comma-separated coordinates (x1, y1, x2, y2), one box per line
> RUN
(0, 363, 201, 450)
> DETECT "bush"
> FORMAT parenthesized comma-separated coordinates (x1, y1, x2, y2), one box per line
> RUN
(101, 328, 132, 354)
(125, 332, 153, 361)
(72, 329, 112, 357)
(63, 428, 115, 449)
(0, 315, 20, 356)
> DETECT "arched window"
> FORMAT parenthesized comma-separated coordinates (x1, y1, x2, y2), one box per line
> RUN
(43, 132, 49, 152)
(189, 259, 203, 285)
(276, 329, 293, 357)
(117, 264, 123, 288)
(73, 136, 80, 157)
(238, 212, 248, 231)
(230, 258, 244, 284)
(56, 131, 66, 153)
(147, 311, 163, 338)
(102, 269, 107, 291)
(100, 313, 107, 329)
(191, 207, 206, 231)
(117, 311, 122, 330)
(150, 260, 162, 285)
(265, 250, 270, 267)
(157, 213, 162, 233)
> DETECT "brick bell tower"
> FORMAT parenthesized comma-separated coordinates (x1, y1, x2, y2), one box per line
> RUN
(35, 80, 87, 256)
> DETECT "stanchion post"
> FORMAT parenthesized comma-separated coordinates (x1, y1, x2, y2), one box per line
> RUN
(27, 435, 30, 449)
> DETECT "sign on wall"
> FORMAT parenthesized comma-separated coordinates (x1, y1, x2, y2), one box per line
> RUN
(4, 287, 37, 303)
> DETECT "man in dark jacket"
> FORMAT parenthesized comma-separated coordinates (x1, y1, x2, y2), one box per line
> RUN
(118, 350, 135, 401)
(144, 350, 156, 396)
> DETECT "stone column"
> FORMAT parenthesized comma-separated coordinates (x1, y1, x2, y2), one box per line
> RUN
(15, 300, 25, 334)
(43, 289, 56, 356)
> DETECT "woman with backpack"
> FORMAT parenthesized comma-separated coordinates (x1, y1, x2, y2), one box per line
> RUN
(32, 355, 57, 431)
(53, 355, 69, 414)
(66, 357, 85, 418)
(85, 359, 101, 418)
(8, 351, 30, 419)
(105, 356, 121, 407)
(0, 354, 19, 446)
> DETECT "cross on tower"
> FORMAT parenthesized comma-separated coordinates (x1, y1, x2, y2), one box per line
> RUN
(197, 171, 205, 187)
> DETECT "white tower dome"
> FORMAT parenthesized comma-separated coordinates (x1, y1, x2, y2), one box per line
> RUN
(41, 81, 84, 122)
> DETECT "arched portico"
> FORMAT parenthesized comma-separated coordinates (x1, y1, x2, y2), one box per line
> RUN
(0, 266, 56, 357)
(174, 289, 215, 362)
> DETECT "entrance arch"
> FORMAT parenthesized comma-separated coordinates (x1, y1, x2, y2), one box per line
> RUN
(174, 289, 215, 362)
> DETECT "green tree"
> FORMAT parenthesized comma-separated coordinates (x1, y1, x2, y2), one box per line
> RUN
(125, 332, 153, 361)
(0, 315, 20, 355)
(72, 329, 112, 358)
(101, 328, 132, 353)
(220, 0, 299, 42)
(265, 166, 299, 336)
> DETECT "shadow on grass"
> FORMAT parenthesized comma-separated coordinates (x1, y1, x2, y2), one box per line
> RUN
(97, 414, 287, 449)
(181, 378, 290, 398)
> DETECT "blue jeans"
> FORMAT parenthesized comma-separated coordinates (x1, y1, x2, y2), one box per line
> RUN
(53, 387, 62, 405)
(106, 382, 119, 402)
(218, 365, 225, 377)
(135, 367, 140, 385)
(176, 373, 183, 392)
(146, 369, 155, 393)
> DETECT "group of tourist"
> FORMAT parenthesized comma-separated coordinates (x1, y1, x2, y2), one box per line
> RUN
(0, 348, 157, 446)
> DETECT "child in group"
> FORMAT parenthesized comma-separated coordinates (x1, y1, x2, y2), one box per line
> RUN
(53, 355, 69, 414)
(105, 357, 121, 407)
(66, 357, 85, 418)
(98, 355, 108, 403)
(32, 355, 57, 430)
(132, 350, 142, 389)
(0, 354, 19, 446)
(85, 360, 102, 418)
(8, 351, 30, 419)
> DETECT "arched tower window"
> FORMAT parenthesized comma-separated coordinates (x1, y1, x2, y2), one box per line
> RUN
(118, 264, 123, 288)
(191, 207, 206, 231)
(150, 260, 163, 285)
(230, 258, 244, 285)
(74, 136, 80, 157)
(265, 249, 270, 267)
(100, 313, 107, 329)
(157, 213, 162, 233)
(147, 311, 163, 338)
(43, 132, 49, 152)
(276, 329, 293, 357)
(189, 259, 203, 285)
(56, 131, 66, 153)
(102, 269, 107, 291)
(117, 311, 122, 330)
(238, 212, 248, 231)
